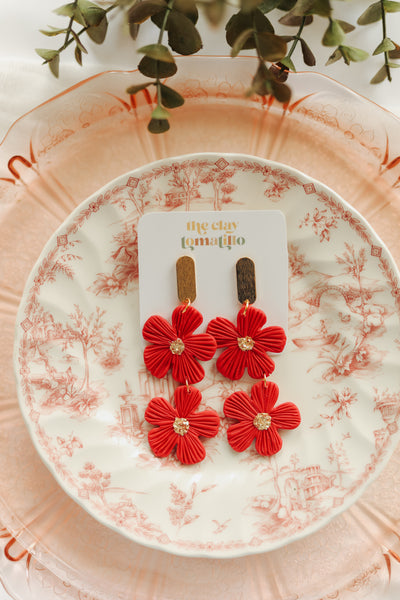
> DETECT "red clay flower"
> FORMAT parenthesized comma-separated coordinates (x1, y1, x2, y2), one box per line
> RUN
(143, 304, 217, 384)
(224, 381, 300, 456)
(145, 386, 220, 465)
(206, 304, 286, 380)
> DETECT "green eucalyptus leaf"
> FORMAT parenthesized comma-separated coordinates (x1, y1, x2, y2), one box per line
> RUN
(129, 21, 140, 40)
(75, 45, 83, 65)
(35, 48, 60, 61)
(202, 0, 225, 26)
(300, 37, 316, 65)
(226, 10, 274, 49)
(279, 55, 296, 71)
(167, 10, 202, 55)
(345, 45, 369, 62)
(322, 19, 345, 47)
(291, 0, 331, 17)
(230, 27, 255, 56)
(87, 15, 108, 43)
(370, 65, 388, 83)
(241, 0, 263, 13)
(258, 0, 282, 12)
(173, 0, 199, 23)
(388, 62, 400, 67)
(127, 81, 154, 94)
(357, 2, 381, 25)
(279, 13, 313, 25)
(128, 0, 167, 24)
(71, 29, 88, 53)
(148, 118, 170, 134)
(39, 27, 68, 36)
(271, 80, 291, 103)
(150, 10, 167, 28)
(138, 55, 178, 77)
(277, 0, 297, 8)
(257, 32, 287, 61)
(151, 105, 170, 120)
(373, 37, 396, 55)
(325, 47, 342, 65)
(250, 62, 271, 96)
(137, 43, 175, 62)
(77, 0, 106, 26)
(49, 54, 60, 77)
(53, 3, 75, 17)
(389, 43, 400, 58)
(383, 0, 400, 12)
(336, 19, 355, 33)
(159, 84, 185, 108)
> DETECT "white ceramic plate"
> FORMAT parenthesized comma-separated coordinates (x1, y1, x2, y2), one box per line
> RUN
(14, 153, 400, 558)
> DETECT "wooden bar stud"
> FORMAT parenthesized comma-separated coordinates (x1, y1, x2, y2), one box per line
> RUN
(236, 257, 256, 305)
(176, 256, 197, 303)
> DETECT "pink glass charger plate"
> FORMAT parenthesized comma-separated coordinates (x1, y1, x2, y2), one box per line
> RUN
(13, 152, 400, 558)
(1, 56, 400, 598)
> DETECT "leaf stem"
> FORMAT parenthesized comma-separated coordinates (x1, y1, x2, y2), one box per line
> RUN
(63, 0, 78, 49)
(287, 16, 307, 60)
(156, 0, 175, 106)
(158, 0, 174, 45)
(380, 0, 392, 82)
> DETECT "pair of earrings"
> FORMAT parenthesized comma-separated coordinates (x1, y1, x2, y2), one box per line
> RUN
(142, 257, 301, 465)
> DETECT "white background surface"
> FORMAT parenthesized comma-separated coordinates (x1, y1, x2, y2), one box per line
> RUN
(0, 0, 400, 599)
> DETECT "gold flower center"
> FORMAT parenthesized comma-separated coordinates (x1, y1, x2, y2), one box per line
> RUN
(170, 338, 185, 355)
(173, 417, 190, 436)
(253, 413, 272, 430)
(237, 336, 255, 351)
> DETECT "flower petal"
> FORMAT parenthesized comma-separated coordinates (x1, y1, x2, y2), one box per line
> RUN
(216, 345, 247, 380)
(206, 317, 238, 347)
(227, 421, 256, 452)
(224, 390, 256, 421)
(255, 426, 283, 456)
(172, 304, 203, 338)
(237, 305, 266, 337)
(250, 380, 279, 413)
(176, 431, 206, 464)
(145, 396, 177, 425)
(271, 403, 301, 430)
(143, 315, 176, 344)
(144, 345, 172, 379)
(254, 326, 287, 353)
(174, 385, 202, 417)
(189, 410, 220, 438)
(184, 333, 217, 361)
(247, 346, 276, 379)
(148, 425, 177, 457)
(171, 352, 205, 384)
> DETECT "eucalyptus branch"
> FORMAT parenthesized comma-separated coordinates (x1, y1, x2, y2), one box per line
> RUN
(380, 0, 392, 82)
(36, 2, 117, 76)
(357, 0, 400, 83)
(37, 0, 400, 134)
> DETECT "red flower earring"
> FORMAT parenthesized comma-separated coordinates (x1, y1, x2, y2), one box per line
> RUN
(207, 257, 300, 456)
(143, 256, 220, 465)
(206, 258, 287, 381)
(143, 256, 217, 385)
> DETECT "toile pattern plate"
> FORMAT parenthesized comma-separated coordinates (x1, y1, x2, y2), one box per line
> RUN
(14, 153, 400, 558)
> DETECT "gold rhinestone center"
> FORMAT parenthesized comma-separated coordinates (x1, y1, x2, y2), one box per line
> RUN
(237, 336, 255, 351)
(173, 417, 190, 436)
(170, 338, 185, 355)
(253, 413, 272, 431)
